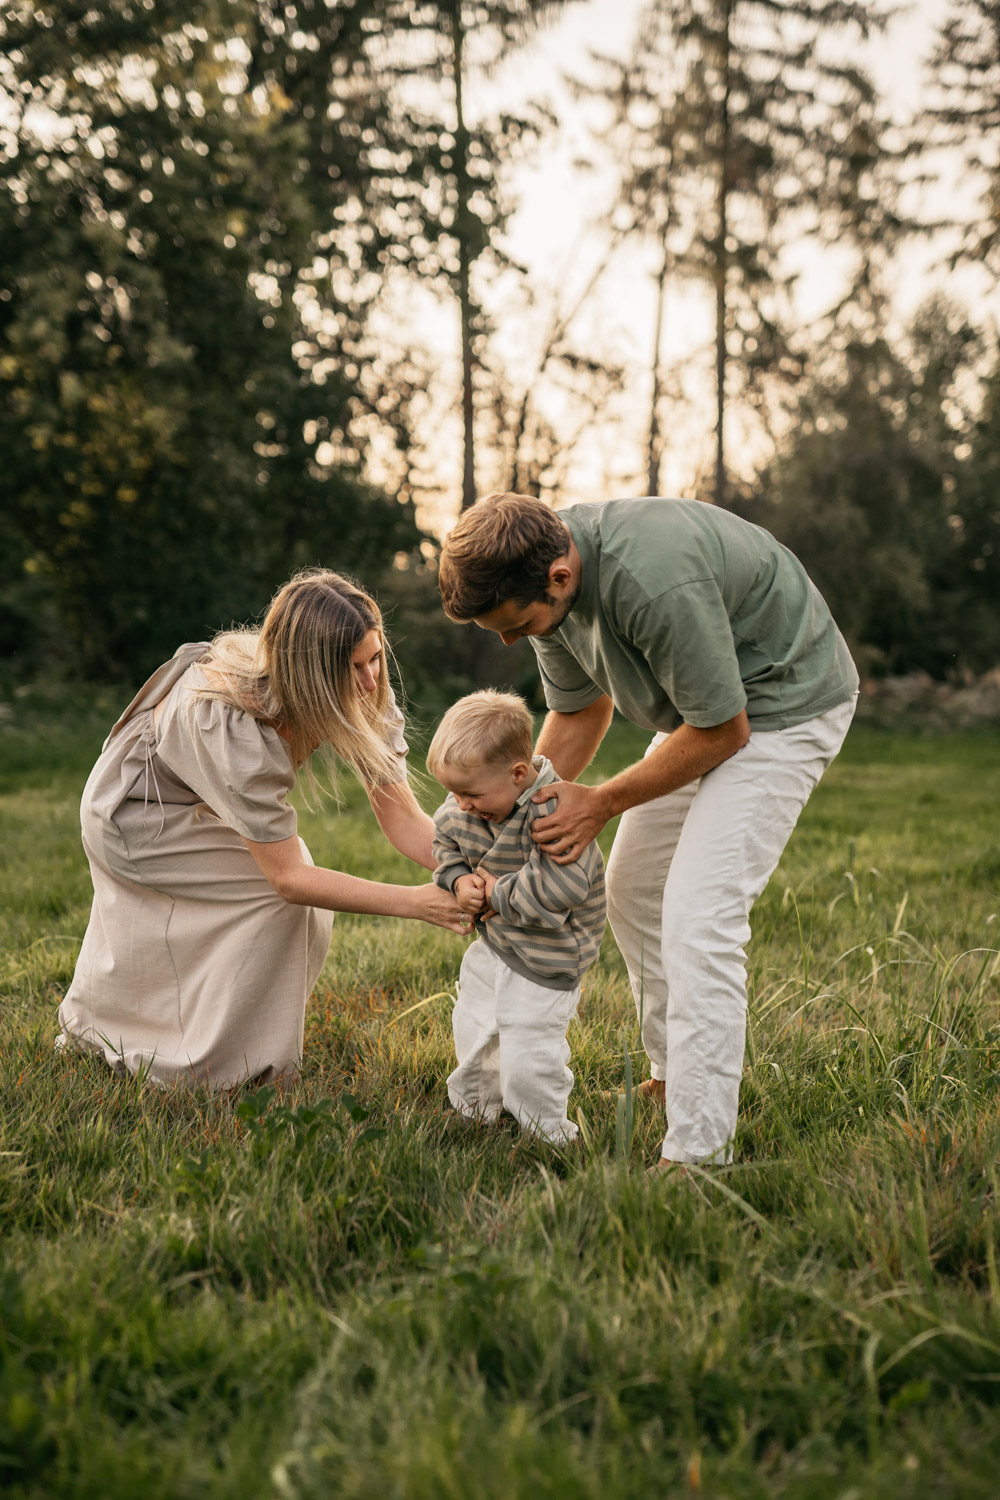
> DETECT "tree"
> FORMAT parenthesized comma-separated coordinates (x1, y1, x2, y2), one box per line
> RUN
(580, 0, 900, 505)
(573, 15, 703, 495)
(245, 0, 571, 513)
(736, 299, 983, 677)
(920, 0, 1000, 282)
(0, 2, 423, 679)
(942, 354, 1000, 671)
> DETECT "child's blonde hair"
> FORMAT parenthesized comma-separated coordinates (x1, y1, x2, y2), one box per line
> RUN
(427, 690, 533, 778)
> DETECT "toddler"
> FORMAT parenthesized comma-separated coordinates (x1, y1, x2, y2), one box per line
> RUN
(428, 690, 606, 1144)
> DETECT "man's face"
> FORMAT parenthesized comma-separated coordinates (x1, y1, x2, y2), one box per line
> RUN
(473, 567, 578, 646)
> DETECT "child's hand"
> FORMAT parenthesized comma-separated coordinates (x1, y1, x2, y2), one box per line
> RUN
(476, 869, 498, 921)
(453, 872, 486, 916)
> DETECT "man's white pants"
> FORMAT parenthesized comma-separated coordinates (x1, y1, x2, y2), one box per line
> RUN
(606, 697, 857, 1165)
(448, 938, 581, 1145)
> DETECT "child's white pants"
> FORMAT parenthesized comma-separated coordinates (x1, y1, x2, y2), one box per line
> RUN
(605, 696, 856, 1165)
(448, 938, 581, 1144)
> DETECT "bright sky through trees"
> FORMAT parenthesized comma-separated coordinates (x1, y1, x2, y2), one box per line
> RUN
(394, 0, 992, 531)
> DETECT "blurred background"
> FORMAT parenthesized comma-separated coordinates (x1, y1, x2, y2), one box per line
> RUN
(1, 0, 998, 719)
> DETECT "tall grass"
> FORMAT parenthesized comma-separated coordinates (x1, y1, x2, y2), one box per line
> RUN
(2, 696, 999, 1497)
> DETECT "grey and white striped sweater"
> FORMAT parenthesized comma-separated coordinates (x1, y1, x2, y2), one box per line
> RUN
(432, 756, 606, 992)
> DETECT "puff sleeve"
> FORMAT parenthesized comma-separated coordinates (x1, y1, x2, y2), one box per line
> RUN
(156, 694, 298, 843)
(379, 686, 410, 784)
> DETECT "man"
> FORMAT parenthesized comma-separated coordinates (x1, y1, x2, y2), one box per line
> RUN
(438, 492, 858, 1170)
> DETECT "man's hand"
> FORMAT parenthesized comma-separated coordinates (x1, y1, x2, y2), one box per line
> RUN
(453, 872, 487, 917)
(530, 782, 609, 864)
(532, 713, 752, 865)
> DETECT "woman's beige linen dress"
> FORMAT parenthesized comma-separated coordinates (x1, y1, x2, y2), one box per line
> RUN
(58, 642, 407, 1088)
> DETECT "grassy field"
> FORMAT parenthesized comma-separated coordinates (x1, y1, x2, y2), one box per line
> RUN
(2, 691, 1000, 1498)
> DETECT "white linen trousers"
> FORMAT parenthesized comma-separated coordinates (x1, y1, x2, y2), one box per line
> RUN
(605, 695, 857, 1164)
(448, 938, 582, 1145)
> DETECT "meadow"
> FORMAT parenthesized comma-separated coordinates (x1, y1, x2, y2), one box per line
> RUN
(2, 691, 1000, 1498)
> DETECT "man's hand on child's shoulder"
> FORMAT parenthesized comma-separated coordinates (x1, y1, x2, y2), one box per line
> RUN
(530, 780, 608, 864)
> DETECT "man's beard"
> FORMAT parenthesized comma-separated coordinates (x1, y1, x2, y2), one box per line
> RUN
(537, 585, 580, 636)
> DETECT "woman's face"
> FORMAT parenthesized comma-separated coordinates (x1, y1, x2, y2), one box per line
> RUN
(351, 629, 382, 696)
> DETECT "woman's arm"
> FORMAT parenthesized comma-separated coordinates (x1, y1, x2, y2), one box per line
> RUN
(367, 777, 436, 870)
(242, 834, 472, 933)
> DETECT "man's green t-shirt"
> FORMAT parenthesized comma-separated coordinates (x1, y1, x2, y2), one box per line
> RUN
(530, 498, 859, 733)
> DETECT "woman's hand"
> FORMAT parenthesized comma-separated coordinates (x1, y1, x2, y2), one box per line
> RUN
(407, 883, 476, 934)
(244, 835, 472, 931)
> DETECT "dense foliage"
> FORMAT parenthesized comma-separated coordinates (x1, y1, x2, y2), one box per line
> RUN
(737, 303, 1000, 678)
(0, 0, 997, 690)
(0, 2, 425, 683)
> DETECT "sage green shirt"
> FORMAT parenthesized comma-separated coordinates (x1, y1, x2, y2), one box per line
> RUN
(531, 498, 858, 733)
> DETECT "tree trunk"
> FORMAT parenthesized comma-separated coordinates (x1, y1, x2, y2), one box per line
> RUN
(647, 237, 669, 495)
(510, 387, 531, 494)
(509, 236, 622, 495)
(714, 1, 731, 509)
(452, 14, 477, 511)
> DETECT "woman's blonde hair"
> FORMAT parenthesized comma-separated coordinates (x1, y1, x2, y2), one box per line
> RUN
(427, 690, 533, 779)
(198, 568, 402, 792)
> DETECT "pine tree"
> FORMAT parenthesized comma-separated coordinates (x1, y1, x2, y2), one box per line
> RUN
(920, 0, 1000, 280)
(0, 1, 422, 677)
(737, 299, 982, 675)
(250, 0, 571, 512)
(582, 0, 899, 505)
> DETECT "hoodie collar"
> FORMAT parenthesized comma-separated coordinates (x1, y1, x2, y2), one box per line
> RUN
(515, 754, 557, 808)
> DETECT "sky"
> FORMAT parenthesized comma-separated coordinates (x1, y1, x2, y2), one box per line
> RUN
(386, 0, 992, 533)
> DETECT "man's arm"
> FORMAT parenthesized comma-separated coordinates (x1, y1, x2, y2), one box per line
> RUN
(531, 709, 751, 863)
(534, 695, 615, 781)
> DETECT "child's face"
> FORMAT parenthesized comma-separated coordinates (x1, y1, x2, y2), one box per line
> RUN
(438, 758, 533, 823)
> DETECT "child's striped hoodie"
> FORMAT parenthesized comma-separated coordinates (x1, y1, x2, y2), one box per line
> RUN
(432, 756, 606, 992)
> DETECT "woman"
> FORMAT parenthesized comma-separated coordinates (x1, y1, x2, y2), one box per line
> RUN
(58, 568, 468, 1088)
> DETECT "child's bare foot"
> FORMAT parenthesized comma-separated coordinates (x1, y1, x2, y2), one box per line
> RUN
(600, 1076, 666, 1105)
(647, 1156, 687, 1177)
